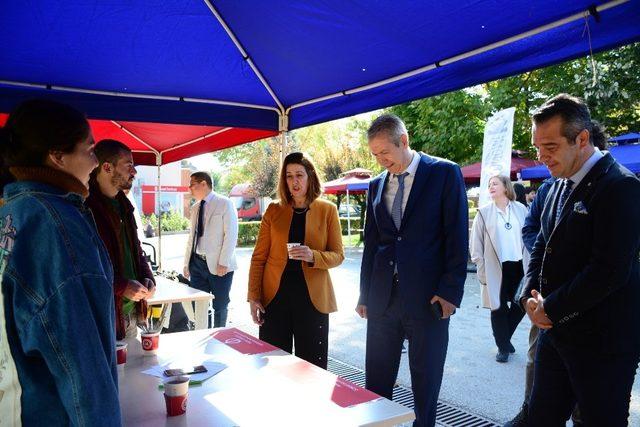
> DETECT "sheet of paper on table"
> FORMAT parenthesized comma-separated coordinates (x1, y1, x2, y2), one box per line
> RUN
(142, 360, 227, 386)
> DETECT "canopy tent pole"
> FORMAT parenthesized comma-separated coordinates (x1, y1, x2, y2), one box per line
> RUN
(156, 153, 162, 270)
(346, 188, 351, 245)
(0, 79, 279, 113)
(279, 113, 289, 166)
(203, 0, 285, 112)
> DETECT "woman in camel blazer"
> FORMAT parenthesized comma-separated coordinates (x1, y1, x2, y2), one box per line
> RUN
(248, 152, 344, 368)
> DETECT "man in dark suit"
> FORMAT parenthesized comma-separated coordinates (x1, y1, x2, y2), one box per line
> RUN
(521, 94, 640, 426)
(356, 114, 468, 427)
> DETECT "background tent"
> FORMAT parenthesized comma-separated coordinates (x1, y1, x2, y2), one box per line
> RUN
(609, 132, 640, 144)
(324, 168, 372, 240)
(1, 1, 639, 135)
(461, 156, 542, 184)
(520, 144, 640, 179)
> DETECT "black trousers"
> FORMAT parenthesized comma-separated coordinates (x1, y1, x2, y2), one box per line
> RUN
(259, 269, 329, 369)
(490, 260, 525, 352)
(529, 329, 639, 426)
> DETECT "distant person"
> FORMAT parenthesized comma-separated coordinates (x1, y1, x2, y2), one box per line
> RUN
(0, 99, 121, 425)
(86, 139, 156, 340)
(524, 187, 536, 207)
(470, 175, 529, 363)
(356, 114, 467, 426)
(183, 171, 238, 327)
(513, 182, 527, 206)
(248, 152, 344, 369)
(522, 94, 640, 425)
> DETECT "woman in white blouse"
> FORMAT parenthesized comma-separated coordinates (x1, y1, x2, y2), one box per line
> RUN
(470, 175, 529, 363)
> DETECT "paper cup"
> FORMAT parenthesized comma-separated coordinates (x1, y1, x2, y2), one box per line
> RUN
(287, 242, 300, 259)
(163, 376, 189, 416)
(116, 341, 127, 367)
(141, 332, 160, 355)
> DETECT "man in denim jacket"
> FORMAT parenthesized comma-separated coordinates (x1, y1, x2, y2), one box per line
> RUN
(0, 167, 121, 426)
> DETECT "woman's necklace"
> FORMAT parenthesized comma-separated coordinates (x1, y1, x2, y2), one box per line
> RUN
(498, 203, 512, 230)
(293, 206, 309, 214)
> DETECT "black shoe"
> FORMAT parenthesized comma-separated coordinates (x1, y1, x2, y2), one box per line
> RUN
(508, 342, 516, 354)
(503, 402, 528, 427)
(496, 351, 509, 363)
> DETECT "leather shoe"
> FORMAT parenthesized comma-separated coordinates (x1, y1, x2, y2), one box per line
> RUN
(508, 342, 516, 354)
(496, 351, 509, 363)
(503, 402, 528, 427)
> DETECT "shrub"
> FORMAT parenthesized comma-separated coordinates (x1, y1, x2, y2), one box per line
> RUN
(238, 221, 261, 246)
(339, 218, 363, 235)
(143, 211, 189, 232)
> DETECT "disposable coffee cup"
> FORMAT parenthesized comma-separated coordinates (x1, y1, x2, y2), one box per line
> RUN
(163, 376, 190, 417)
(287, 242, 301, 259)
(141, 332, 160, 355)
(116, 341, 127, 370)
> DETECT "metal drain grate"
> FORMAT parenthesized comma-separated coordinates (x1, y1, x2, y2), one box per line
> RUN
(327, 357, 500, 427)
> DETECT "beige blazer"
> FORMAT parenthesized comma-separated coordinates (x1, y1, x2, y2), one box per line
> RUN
(247, 198, 344, 313)
(184, 191, 238, 275)
(470, 201, 530, 310)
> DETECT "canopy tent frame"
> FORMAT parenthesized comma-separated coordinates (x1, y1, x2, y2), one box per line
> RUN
(0, 0, 629, 135)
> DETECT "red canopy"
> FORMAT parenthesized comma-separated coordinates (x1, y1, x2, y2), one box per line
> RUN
(0, 114, 277, 165)
(323, 168, 372, 194)
(461, 157, 541, 184)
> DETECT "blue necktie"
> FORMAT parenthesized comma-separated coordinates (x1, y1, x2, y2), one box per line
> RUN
(391, 173, 408, 230)
(555, 179, 573, 226)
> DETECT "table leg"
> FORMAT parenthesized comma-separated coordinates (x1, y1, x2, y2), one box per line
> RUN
(194, 300, 209, 330)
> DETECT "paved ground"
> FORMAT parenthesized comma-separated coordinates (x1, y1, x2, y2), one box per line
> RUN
(146, 233, 640, 425)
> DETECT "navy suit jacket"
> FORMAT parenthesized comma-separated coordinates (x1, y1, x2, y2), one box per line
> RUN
(359, 153, 468, 318)
(521, 153, 640, 354)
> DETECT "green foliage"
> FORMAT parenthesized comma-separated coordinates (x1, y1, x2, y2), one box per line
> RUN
(237, 221, 262, 246)
(143, 211, 189, 232)
(339, 217, 363, 235)
(390, 90, 488, 165)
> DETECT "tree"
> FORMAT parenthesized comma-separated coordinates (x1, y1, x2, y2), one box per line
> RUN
(390, 90, 488, 165)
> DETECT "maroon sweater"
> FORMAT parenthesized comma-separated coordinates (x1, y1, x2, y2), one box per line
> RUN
(86, 177, 154, 340)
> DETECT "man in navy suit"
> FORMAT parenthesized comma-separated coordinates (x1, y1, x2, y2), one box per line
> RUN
(356, 114, 468, 427)
(521, 94, 640, 426)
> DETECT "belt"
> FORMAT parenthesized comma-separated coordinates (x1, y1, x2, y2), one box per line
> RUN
(193, 253, 206, 261)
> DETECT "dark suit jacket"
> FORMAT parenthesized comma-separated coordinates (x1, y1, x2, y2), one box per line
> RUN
(521, 153, 640, 354)
(522, 177, 555, 253)
(359, 153, 468, 318)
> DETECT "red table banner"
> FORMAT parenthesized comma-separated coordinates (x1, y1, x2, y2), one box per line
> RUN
(211, 328, 279, 355)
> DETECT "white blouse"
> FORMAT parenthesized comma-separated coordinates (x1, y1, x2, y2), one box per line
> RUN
(494, 202, 523, 263)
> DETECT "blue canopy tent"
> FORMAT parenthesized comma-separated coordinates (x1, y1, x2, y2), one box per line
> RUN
(609, 132, 640, 144)
(1, 0, 639, 135)
(521, 144, 640, 179)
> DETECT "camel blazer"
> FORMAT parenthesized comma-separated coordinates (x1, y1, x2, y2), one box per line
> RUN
(470, 201, 530, 310)
(247, 198, 345, 313)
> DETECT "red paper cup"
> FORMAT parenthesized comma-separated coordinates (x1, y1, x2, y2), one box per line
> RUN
(163, 376, 189, 417)
(141, 332, 160, 355)
(116, 341, 127, 366)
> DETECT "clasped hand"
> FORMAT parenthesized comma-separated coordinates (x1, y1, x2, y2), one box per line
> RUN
(525, 290, 553, 329)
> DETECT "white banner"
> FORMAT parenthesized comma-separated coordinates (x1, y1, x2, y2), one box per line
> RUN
(479, 107, 516, 208)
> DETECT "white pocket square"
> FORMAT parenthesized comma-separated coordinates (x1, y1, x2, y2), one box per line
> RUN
(573, 201, 588, 215)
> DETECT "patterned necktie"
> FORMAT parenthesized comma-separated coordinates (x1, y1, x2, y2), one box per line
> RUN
(391, 172, 409, 230)
(193, 199, 206, 253)
(555, 179, 573, 226)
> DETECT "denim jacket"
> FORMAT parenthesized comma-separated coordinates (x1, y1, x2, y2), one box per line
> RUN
(0, 168, 121, 426)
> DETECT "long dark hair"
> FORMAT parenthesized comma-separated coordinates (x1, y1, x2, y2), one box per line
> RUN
(0, 99, 90, 192)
